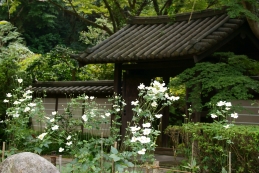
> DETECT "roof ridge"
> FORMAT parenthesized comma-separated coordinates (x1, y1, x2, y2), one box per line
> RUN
(128, 8, 227, 24)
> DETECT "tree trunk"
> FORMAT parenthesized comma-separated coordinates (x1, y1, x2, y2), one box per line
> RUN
(242, 1, 259, 40)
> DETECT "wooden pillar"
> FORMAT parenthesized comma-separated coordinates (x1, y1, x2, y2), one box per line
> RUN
(161, 76, 170, 147)
(114, 63, 122, 95)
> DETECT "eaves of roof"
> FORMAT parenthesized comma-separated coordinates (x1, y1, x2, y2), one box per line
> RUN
(76, 9, 245, 64)
(31, 80, 114, 95)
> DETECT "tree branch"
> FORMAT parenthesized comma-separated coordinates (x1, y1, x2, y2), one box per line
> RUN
(103, 0, 117, 32)
(47, 0, 114, 35)
(152, 0, 160, 15)
(135, 0, 151, 16)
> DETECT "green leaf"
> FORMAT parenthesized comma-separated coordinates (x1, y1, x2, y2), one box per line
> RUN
(109, 154, 121, 162)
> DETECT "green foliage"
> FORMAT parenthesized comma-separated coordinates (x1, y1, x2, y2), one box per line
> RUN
(170, 53, 259, 112)
(1, 79, 45, 153)
(165, 123, 259, 172)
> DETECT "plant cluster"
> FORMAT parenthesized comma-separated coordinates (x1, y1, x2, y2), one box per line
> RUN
(165, 100, 259, 173)
(1, 80, 179, 172)
(0, 78, 45, 155)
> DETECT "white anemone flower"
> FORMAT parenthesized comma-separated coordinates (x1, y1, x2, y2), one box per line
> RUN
(51, 125, 59, 131)
(66, 141, 72, 146)
(137, 136, 151, 143)
(90, 96, 94, 100)
(24, 107, 30, 112)
(217, 101, 226, 107)
(142, 123, 151, 128)
(211, 114, 217, 118)
(52, 111, 57, 116)
(130, 136, 137, 142)
(6, 93, 12, 97)
(231, 112, 238, 119)
(28, 103, 36, 107)
(37, 132, 47, 140)
(59, 147, 64, 152)
(13, 112, 20, 118)
(225, 102, 232, 107)
(105, 112, 111, 117)
(155, 114, 162, 118)
(143, 128, 152, 135)
(131, 100, 139, 106)
(151, 101, 157, 107)
(137, 148, 146, 155)
(138, 83, 145, 90)
(223, 124, 230, 129)
(130, 126, 140, 133)
(82, 114, 88, 122)
(13, 101, 21, 105)
(3, 99, 9, 103)
(66, 135, 71, 140)
(50, 118, 55, 122)
(17, 79, 23, 83)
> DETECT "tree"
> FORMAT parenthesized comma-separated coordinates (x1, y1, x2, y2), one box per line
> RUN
(170, 52, 259, 113)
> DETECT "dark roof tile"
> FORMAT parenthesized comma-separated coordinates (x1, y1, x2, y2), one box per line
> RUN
(76, 9, 245, 64)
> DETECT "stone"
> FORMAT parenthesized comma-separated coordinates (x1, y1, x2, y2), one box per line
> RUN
(0, 152, 60, 173)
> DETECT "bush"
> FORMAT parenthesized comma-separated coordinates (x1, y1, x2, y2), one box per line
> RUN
(165, 123, 259, 173)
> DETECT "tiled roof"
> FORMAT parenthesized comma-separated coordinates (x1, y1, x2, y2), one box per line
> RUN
(75, 9, 245, 64)
(31, 81, 114, 95)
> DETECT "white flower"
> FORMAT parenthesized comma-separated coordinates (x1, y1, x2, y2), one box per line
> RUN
(105, 112, 111, 117)
(0, 120, 3, 123)
(59, 147, 64, 152)
(101, 115, 105, 118)
(131, 100, 139, 106)
(52, 111, 57, 116)
(50, 118, 55, 122)
(143, 128, 152, 135)
(90, 96, 94, 100)
(25, 95, 32, 99)
(151, 101, 157, 107)
(130, 136, 137, 142)
(130, 126, 140, 133)
(170, 96, 180, 101)
(19, 99, 25, 102)
(45, 116, 50, 120)
(13, 112, 20, 118)
(37, 132, 47, 140)
(51, 125, 59, 131)
(28, 103, 36, 107)
(115, 108, 120, 112)
(155, 114, 162, 118)
(138, 83, 145, 90)
(137, 136, 151, 143)
(24, 107, 30, 112)
(142, 123, 151, 128)
(66, 141, 72, 146)
(137, 148, 146, 155)
(225, 107, 230, 110)
(223, 124, 230, 129)
(6, 93, 12, 97)
(17, 78, 23, 83)
(211, 114, 217, 118)
(3, 99, 9, 103)
(26, 90, 33, 94)
(231, 112, 238, 119)
(82, 114, 88, 122)
(66, 135, 71, 140)
(13, 101, 21, 105)
(217, 101, 225, 107)
(85, 95, 89, 99)
(225, 102, 232, 107)
(122, 101, 127, 106)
